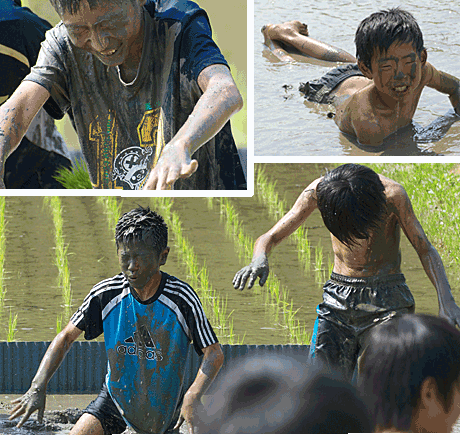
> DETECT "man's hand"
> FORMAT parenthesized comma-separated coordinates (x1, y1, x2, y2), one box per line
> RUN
(233, 254, 269, 290)
(142, 144, 198, 190)
(8, 385, 46, 428)
(174, 391, 203, 434)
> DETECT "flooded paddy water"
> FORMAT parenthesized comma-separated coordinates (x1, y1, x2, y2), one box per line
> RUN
(1, 163, 460, 433)
(255, 0, 460, 156)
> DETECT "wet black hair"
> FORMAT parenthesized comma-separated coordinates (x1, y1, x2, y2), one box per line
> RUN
(198, 354, 374, 433)
(358, 314, 460, 432)
(49, 0, 137, 16)
(355, 8, 425, 71)
(316, 164, 386, 247)
(115, 206, 168, 255)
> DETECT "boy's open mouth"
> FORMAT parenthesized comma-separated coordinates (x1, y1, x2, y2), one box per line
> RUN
(393, 85, 409, 93)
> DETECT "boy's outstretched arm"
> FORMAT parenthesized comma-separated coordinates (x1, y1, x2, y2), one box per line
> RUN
(8, 322, 82, 427)
(426, 63, 460, 114)
(142, 64, 243, 190)
(392, 182, 460, 326)
(0, 81, 49, 188)
(233, 178, 320, 290)
(174, 342, 224, 433)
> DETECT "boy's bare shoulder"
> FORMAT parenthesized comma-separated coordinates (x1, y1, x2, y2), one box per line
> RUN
(380, 175, 409, 208)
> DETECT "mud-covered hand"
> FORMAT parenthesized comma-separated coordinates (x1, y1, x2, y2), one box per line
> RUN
(9, 385, 46, 428)
(142, 144, 198, 190)
(174, 392, 202, 434)
(439, 299, 460, 327)
(233, 253, 269, 290)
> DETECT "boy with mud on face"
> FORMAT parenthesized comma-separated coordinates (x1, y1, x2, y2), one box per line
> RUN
(233, 164, 460, 380)
(0, 0, 246, 190)
(262, 8, 460, 146)
(9, 207, 224, 434)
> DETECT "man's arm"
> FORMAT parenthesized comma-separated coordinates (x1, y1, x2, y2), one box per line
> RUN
(0, 80, 49, 187)
(392, 182, 460, 325)
(174, 342, 224, 433)
(142, 64, 243, 190)
(426, 62, 460, 115)
(233, 179, 320, 290)
(8, 322, 82, 428)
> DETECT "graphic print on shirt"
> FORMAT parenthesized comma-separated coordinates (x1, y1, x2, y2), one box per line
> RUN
(89, 107, 165, 189)
(116, 324, 164, 361)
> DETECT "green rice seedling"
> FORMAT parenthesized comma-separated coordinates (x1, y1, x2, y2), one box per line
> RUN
(314, 241, 324, 284)
(7, 309, 18, 342)
(150, 198, 234, 344)
(98, 196, 123, 234)
(56, 314, 63, 334)
(54, 159, 92, 189)
(44, 197, 73, 310)
(0, 197, 6, 304)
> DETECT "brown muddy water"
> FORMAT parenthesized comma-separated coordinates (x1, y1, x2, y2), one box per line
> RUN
(255, 0, 460, 156)
(1, 163, 460, 433)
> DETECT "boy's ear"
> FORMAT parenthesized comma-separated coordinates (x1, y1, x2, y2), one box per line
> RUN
(420, 48, 427, 66)
(159, 247, 170, 266)
(357, 60, 373, 79)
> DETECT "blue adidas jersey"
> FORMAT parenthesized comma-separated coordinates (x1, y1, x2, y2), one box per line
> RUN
(71, 271, 218, 433)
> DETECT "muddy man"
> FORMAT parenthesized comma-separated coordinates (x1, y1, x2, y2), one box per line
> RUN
(233, 164, 460, 380)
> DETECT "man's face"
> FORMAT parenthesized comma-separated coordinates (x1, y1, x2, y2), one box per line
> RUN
(117, 240, 168, 292)
(364, 41, 427, 101)
(61, 0, 145, 68)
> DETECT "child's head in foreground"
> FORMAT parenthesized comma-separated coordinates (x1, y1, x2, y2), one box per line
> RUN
(198, 354, 374, 433)
(316, 163, 386, 247)
(358, 313, 460, 432)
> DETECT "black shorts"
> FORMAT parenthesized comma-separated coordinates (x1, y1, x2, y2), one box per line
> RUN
(299, 64, 364, 104)
(309, 272, 415, 380)
(84, 382, 127, 435)
(84, 382, 182, 434)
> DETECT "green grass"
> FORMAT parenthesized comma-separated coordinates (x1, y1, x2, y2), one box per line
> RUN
(368, 163, 460, 269)
(0, 197, 6, 305)
(54, 159, 92, 189)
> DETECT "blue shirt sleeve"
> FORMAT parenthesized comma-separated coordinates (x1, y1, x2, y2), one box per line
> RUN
(179, 12, 229, 82)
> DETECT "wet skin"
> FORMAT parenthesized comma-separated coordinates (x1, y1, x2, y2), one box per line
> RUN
(61, 0, 146, 83)
(233, 174, 460, 326)
(117, 241, 169, 301)
(0, 0, 243, 189)
(334, 41, 460, 145)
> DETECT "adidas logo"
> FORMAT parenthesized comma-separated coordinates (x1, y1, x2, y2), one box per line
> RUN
(116, 325, 163, 361)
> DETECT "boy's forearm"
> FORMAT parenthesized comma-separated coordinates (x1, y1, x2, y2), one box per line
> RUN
(419, 245, 455, 308)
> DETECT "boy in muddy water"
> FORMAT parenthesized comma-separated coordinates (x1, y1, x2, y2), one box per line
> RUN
(0, 0, 246, 190)
(9, 207, 224, 434)
(262, 8, 460, 147)
(233, 164, 460, 380)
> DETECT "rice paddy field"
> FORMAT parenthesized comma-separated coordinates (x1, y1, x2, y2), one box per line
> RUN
(0, 163, 459, 346)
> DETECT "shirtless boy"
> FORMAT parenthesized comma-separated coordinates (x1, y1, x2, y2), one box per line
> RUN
(262, 9, 460, 146)
(233, 164, 460, 379)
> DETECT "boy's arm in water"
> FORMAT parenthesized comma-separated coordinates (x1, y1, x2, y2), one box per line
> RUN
(174, 342, 224, 433)
(233, 178, 321, 290)
(142, 64, 243, 190)
(390, 181, 460, 326)
(0, 81, 49, 188)
(8, 322, 82, 428)
(425, 62, 460, 115)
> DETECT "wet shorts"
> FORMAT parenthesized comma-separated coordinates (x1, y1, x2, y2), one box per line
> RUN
(299, 64, 364, 104)
(309, 272, 415, 380)
(84, 382, 181, 434)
